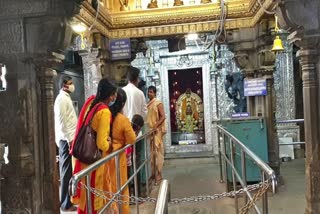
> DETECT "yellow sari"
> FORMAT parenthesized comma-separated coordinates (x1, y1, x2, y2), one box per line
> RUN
(147, 98, 166, 176)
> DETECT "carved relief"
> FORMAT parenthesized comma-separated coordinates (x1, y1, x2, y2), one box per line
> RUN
(0, 0, 48, 18)
(214, 44, 239, 118)
(274, 35, 295, 121)
(3, 178, 33, 214)
(79, 49, 102, 99)
(77, 0, 273, 39)
(0, 20, 24, 54)
(276, 0, 320, 48)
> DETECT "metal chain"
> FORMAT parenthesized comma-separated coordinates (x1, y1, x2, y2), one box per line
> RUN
(239, 181, 270, 214)
(168, 181, 267, 205)
(80, 182, 156, 204)
(79, 180, 269, 206)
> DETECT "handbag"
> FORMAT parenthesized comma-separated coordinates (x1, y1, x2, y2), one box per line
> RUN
(72, 103, 104, 164)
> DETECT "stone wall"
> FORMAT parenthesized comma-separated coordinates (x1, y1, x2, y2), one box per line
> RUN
(0, 0, 82, 213)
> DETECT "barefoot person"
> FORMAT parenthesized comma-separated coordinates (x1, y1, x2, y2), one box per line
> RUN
(146, 86, 166, 182)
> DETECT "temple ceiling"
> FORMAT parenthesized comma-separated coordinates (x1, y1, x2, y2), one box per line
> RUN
(76, 0, 275, 39)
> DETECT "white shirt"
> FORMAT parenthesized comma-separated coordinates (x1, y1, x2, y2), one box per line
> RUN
(54, 90, 78, 147)
(123, 83, 148, 120)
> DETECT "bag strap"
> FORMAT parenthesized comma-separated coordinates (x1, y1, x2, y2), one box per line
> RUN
(83, 103, 105, 126)
(89, 103, 105, 125)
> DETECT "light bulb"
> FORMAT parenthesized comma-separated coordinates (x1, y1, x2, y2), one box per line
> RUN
(71, 22, 87, 34)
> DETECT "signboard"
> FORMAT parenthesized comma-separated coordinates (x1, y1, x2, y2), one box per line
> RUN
(244, 78, 267, 97)
(110, 39, 131, 60)
(231, 112, 250, 118)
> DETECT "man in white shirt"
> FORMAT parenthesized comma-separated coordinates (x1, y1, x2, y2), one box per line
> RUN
(123, 66, 148, 121)
(54, 75, 77, 212)
(122, 66, 148, 196)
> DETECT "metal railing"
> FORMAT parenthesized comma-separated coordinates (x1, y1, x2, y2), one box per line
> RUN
(154, 180, 170, 214)
(277, 119, 305, 146)
(69, 129, 156, 214)
(276, 119, 304, 124)
(217, 125, 277, 214)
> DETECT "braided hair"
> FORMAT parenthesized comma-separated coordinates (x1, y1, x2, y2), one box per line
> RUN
(90, 78, 117, 111)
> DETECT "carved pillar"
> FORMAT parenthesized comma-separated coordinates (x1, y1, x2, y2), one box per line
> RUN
(262, 70, 280, 177)
(79, 48, 101, 99)
(297, 49, 320, 214)
(274, 33, 301, 147)
(38, 66, 60, 213)
(276, 0, 320, 212)
(259, 46, 280, 176)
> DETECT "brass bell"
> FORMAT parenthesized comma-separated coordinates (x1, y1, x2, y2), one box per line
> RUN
(272, 36, 284, 52)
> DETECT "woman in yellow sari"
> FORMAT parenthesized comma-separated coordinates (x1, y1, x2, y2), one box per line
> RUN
(70, 78, 117, 214)
(147, 86, 166, 182)
(109, 88, 137, 214)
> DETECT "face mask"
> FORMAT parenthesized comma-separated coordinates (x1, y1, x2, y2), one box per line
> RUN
(68, 84, 75, 93)
(108, 99, 116, 107)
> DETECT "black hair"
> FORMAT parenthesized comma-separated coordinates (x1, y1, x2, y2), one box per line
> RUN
(109, 88, 127, 119)
(138, 79, 146, 90)
(127, 66, 140, 82)
(131, 114, 144, 132)
(148, 85, 157, 94)
(90, 78, 117, 110)
(60, 75, 72, 89)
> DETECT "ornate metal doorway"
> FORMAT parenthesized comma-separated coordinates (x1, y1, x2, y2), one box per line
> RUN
(160, 53, 214, 155)
(168, 68, 205, 145)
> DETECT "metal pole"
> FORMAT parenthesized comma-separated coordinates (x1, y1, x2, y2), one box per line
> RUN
(230, 138, 239, 214)
(115, 155, 122, 213)
(218, 130, 223, 183)
(152, 131, 157, 185)
(86, 175, 92, 214)
(154, 180, 170, 214)
(133, 144, 139, 214)
(262, 171, 268, 214)
(223, 134, 228, 192)
(144, 136, 150, 196)
(241, 150, 248, 204)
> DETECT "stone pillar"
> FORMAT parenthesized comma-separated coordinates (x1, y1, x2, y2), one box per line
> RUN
(297, 49, 320, 214)
(262, 70, 280, 176)
(276, 0, 320, 212)
(79, 48, 102, 99)
(274, 33, 300, 148)
(38, 66, 60, 213)
(0, 0, 90, 213)
(259, 41, 279, 176)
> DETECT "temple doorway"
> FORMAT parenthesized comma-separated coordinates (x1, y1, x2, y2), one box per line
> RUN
(168, 68, 205, 146)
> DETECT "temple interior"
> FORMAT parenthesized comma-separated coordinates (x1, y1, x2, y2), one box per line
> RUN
(0, 0, 320, 213)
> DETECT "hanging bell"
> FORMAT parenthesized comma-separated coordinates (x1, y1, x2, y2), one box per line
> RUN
(272, 36, 284, 52)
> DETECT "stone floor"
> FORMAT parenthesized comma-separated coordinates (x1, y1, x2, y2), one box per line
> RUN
(62, 157, 306, 214)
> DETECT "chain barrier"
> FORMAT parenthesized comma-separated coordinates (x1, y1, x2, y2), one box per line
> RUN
(240, 181, 270, 214)
(79, 179, 270, 209)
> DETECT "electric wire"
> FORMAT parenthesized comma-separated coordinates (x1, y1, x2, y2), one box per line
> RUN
(257, 0, 275, 15)
(89, 0, 100, 31)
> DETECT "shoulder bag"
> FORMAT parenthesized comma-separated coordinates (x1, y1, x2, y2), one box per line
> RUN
(72, 103, 104, 164)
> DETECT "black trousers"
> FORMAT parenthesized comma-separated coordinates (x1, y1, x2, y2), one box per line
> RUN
(135, 139, 144, 196)
(59, 140, 73, 209)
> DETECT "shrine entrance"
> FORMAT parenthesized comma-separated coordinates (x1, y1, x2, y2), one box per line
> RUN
(168, 68, 205, 146)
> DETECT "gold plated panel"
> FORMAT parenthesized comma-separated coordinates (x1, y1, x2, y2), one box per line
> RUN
(78, 0, 272, 39)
